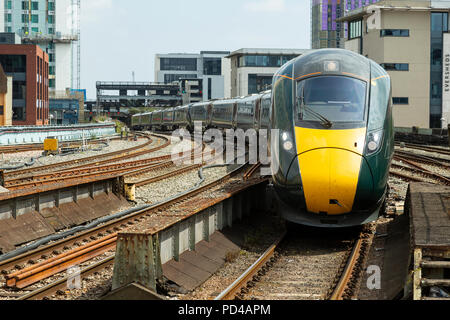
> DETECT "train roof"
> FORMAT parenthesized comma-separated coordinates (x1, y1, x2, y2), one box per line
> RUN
(282, 49, 372, 83)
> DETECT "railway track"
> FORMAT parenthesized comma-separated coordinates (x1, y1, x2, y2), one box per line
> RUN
(3, 141, 201, 191)
(390, 163, 450, 185)
(215, 226, 371, 301)
(1, 160, 262, 300)
(395, 142, 450, 156)
(2, 133, 161, 179)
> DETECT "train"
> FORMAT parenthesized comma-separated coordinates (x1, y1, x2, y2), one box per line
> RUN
(131, 48, 394, 228)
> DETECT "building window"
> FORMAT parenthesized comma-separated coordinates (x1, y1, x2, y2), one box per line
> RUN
(380, 63, 409, 71)
(48, 2, 55, 11)
(49, 79, 55, 88)
(163, 74, 197, 83)
(349, 20, 362, 39)
(31, 2, 39, 10)
(203, 58, 221, 75)
(32, 27, 39, 33)
(238, 55, 297, 68)
(22, 1, 28, 10)
(380, 29, 409, 37)
(49, 54, 54, 62)
(49, 66, 55, 75)
(21, 14, 28, 23)
(48, 28, 55, 34)
(160, 58, 197, 71)
(48, 15, 54, 24)
(6, 14, 12, 22)
(0, 55, 27, 73)
(248, 74, 272, 94)
(31, 14, 39, 23)
(6, 1, 11, 9)
(393, 97, 409, 105)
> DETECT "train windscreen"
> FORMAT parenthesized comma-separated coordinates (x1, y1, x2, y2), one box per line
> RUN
(296, 76, 366, 126)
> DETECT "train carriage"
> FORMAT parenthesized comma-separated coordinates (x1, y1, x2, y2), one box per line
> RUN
(131, 113, 141, 130)
(211, 99, 239, 130)
(140, 112, 152, 130)
(236, 95, 258, 132)
(173, 104, 191, 129)
(259, 92, 272, 131)
(152, 110, 163, 131)
(189, 102, 212, 131)
(162, 108, 175, 131)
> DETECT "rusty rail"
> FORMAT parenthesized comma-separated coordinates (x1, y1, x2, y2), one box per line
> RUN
(395, 142, 450, 156)
(215, 232, 286, 300)
(329, 237, 363, 300)
(18, 256, 115, 300)
(243, 162, 262, 181)
(390, 163, 450, 185)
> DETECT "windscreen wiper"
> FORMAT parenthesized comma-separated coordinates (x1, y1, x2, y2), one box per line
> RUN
(300, 87, 333, 128)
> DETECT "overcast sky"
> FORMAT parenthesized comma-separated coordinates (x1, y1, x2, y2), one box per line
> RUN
(81, 0, 311, 99)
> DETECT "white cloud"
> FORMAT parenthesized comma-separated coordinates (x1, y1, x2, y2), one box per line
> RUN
(243, 0, 286, 13)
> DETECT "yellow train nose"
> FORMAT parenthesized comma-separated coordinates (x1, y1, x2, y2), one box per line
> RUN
(298, 148, 363, 214)
(295, 127, 367, 215)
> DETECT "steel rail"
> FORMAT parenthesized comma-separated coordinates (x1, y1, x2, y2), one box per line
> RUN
(395, 142, 450, 156)
(17, 256, 115, 300)
(215, 232, 286, 300)
(243, 162, 262, 181)
(390, 163, 450, 185)
(394, 151, 450, 169)
(329, 237, 363, 300)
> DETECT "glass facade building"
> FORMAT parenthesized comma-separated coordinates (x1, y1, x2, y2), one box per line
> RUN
(1, 0, 77, 92)
(311, 0, 381, 49)
(430, 12, 448, 128)
(155, 51, 230, 102)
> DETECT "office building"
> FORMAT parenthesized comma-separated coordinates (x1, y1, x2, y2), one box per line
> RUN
(154, 51, 230, 101)
(311, 0, 381, 49)
(339, 0, 450, 129)
(223, 48, 310, 98)
(0, 0, 79, 92)
(49, 88, 85, 124)
(0, 44, 49, 125)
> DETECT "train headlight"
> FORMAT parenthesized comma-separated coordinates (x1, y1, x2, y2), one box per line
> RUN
(281, 131, 295, 152)
(366, 129, 383, 155)
(324, 61, 339, 72)
(283, 141, 293, 151)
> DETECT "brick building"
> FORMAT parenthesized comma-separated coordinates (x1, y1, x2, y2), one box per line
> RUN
(0, 44, 49, 125)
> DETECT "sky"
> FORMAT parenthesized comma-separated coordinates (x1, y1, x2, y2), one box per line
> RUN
(81, 0, 311, 99)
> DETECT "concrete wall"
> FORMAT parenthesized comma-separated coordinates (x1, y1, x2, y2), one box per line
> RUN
(222, 57, 231, 98)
